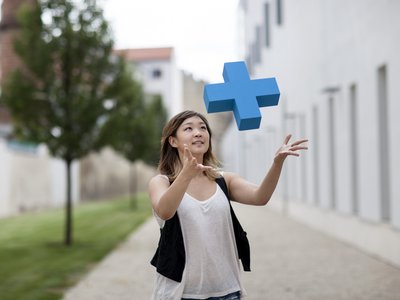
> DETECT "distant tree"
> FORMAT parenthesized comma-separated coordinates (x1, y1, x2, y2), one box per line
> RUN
(143, 95, 168, 164)
(128, 94, 167, 209)
(112, 93, 166, 166)
(99, 76, 167, 208)
(0, 0, 163, 245)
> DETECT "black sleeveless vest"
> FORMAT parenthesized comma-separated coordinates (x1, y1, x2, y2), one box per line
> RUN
(150, 176, 251, 282)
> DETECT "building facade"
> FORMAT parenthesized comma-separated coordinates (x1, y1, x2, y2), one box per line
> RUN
(0, 0, 36, 133)
(114, 47, 183, 118)
(221, 0, 400, 267)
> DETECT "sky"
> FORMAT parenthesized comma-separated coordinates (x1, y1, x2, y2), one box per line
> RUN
(100, 0, 241, 83)
(0, 0, 240, 83)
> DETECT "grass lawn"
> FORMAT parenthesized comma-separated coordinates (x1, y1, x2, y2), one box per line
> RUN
(0, 195, 152, 300)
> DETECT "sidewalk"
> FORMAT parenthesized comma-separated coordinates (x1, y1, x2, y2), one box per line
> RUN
(63, 203, 400, 300)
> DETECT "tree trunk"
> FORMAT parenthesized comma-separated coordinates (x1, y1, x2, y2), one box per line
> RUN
(65, 159, 73, 246)
(130, 162, 138, 210)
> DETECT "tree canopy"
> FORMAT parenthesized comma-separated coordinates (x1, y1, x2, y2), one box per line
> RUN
(0, 0, 166, 245)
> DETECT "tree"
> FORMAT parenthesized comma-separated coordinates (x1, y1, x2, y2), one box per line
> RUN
(126, 94, 167, 209)
(98, 67, 167, 208)
(0, 0, 157, 246)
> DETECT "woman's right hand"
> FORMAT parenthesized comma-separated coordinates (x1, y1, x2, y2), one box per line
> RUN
(149, 144, 213, 220)
(180, 144, 213, 179)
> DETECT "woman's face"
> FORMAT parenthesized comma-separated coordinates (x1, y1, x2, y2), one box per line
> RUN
(169, 116, 210, 156)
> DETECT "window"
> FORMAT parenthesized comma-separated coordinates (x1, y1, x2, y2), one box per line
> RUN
(312, 105, 320, 205)
(299, 113, 307, 201)
(264, 3, 270, 47)
(276, 0, 283, 25)
(245, 55, 252, 74)
(152, 69, 162, 79)
(328, 97, 336, 209)
(377, 65, 390, 221)
(255, 25, 261, 63)
(349, 84, 359, 214)
(241, 0, 248, 11)
(251, 42, 257, 70)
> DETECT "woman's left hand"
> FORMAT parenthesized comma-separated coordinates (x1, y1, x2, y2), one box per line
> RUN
(274, 134, 308, 165)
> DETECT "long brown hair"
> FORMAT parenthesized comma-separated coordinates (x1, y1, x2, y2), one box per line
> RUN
(158, 110, 221, 181)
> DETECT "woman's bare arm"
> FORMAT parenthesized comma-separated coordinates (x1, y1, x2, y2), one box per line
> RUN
(225, 134, 308, 206)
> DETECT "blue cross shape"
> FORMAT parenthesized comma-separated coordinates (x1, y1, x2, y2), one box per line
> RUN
(203, 61, 280, 130)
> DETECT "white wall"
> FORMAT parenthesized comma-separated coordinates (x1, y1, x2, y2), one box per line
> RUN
(0, 139, 11, 215)
(0, 138, 79, 218)
(222, 0, 400, 267)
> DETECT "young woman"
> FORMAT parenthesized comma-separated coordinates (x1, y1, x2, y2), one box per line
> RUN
(148, 110, 308, 300)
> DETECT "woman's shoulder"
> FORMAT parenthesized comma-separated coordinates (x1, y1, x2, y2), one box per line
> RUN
(218, 171, 241, 188)
(148, 174, 170, 187)
(220, 171, 239, 181)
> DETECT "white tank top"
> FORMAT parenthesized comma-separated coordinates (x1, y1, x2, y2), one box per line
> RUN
(151, 183, 246, 300)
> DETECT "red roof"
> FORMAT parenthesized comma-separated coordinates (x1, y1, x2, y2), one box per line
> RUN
(114, 47, 173, 62)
